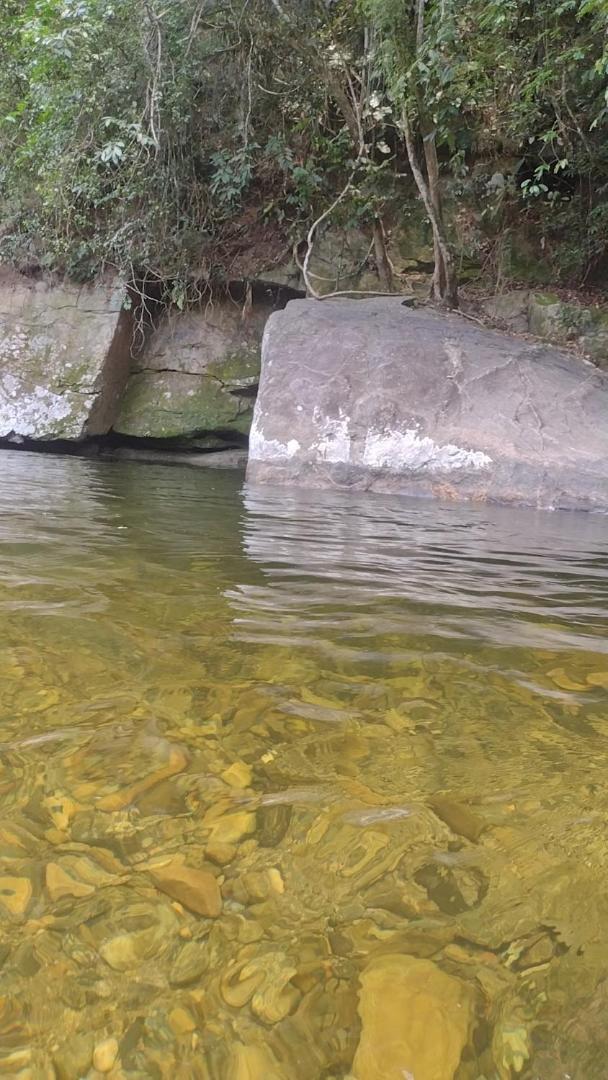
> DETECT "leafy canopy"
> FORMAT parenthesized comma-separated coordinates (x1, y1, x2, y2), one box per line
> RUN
(0, 0, 607, 284)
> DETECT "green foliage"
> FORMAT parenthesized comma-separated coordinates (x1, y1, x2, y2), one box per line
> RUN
(1, 0, 608, 285)
(358, 0, 608, 280)
(0, 0, 346, 281)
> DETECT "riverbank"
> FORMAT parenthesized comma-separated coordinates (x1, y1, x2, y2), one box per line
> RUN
(1, 269, 608, 509)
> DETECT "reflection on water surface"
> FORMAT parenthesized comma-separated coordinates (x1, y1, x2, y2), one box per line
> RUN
(0, 449, 606, 1078)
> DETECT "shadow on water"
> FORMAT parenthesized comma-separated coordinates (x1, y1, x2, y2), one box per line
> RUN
(0, 451, 606, 1076)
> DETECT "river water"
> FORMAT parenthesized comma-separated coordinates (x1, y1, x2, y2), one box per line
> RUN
(0, 450, 607, 1078)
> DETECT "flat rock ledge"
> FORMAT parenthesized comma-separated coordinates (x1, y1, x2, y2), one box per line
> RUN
(247, 297, 608, 512)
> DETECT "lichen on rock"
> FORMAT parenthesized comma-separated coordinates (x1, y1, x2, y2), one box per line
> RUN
(0, 269, 132, 440)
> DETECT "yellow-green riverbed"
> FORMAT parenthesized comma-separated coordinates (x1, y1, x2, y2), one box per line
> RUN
(0, 450, 607, 1078)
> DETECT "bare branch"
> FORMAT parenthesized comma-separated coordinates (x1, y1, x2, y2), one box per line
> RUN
(415, 0, 426, 52)
(301, 168, 359, 298)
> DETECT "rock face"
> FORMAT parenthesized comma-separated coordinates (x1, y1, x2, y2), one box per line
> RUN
(482, 289, 608, 368)
(247, 297, 608, 511)
(0, 275, 279, 452)
(481, 289, 531, 334)
(528, 292, 608, 370)
(0, 269, 132, 440)
(114, 298, 270, 442)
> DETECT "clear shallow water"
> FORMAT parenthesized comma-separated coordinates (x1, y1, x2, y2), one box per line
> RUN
(0, 451, 607, 1077)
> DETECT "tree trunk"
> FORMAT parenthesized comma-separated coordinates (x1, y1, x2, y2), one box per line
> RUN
(326, 66, 395, 293)
(325, 69, 362, 151)
(410, 0, 458, 308)
(401, 108, 458, 308)
(372, 216, 394, 291)
(422, 128, 457, 304)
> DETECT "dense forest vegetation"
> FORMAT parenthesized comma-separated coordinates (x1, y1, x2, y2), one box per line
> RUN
(1, 0, 608, 305)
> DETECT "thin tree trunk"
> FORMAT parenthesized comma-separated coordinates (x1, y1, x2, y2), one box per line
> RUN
(327, 64, 395, 293)
(422, 129, 448, 300)
(326, 69, 363, 151)
(415, 0, 426, 51)
(410, 0, 458, 307)
(372, 216, 394, 291)
(401, 108, 458, 308)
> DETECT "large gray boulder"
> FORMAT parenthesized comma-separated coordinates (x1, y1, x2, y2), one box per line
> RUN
(247, 297, 608, 511)
(0, 270, 132, 440)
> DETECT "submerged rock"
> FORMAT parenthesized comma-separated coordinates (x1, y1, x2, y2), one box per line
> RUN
(352, 953, 475, 1080)
(88, 896, 179, 971)
(45, 854, 119, 903)
(92, 1036, 119, 1073)
(228, 1042, 288, 1079)
(53, 1033, 94, 1080)
(247, 297, 608, 510)
(204, 808, 256, 845)
(220, 946, 300, 1022)
(0, 875, 32, 917)
(101, 446, 248, 469)
(169, 940, 209, 986)
(167, 1006, 197, 1035)
(428, 795, 486, 843)
(149, 857, 222, 917)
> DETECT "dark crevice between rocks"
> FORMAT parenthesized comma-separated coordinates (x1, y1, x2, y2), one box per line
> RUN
(100, 429, 249, 468)
(228, 383, 258, 399)
(0, 429, 250, 469)
(226, 279, 304, 306)
(125, 368, 259, 397)
(128, 275, 304, 328)
(0, 435, 100, 458)
(105, 429, 248, 451)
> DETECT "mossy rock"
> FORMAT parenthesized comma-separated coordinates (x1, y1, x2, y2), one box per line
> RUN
(115, 298, 265, 439)
(393, 213, 435, 271)
(580, 310, 608, 369)
(482, 290, 531, 332)
(206, 347, 260, 386)
(303, 227, 379, 295)
(529, 293, 594, 343)
(497, 235, 554, 286)
(528, 292, 565, 340)
(114, 370, 254, 439)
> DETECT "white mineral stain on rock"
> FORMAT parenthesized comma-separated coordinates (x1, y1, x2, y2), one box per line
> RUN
(0, 375, 76, 437)
(0, 277, 129, 440)
(363, 427, 492, 472)
(250, 407, 490, 473)
(312, 407, 351, 463)
(249, 416, 301, 461)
